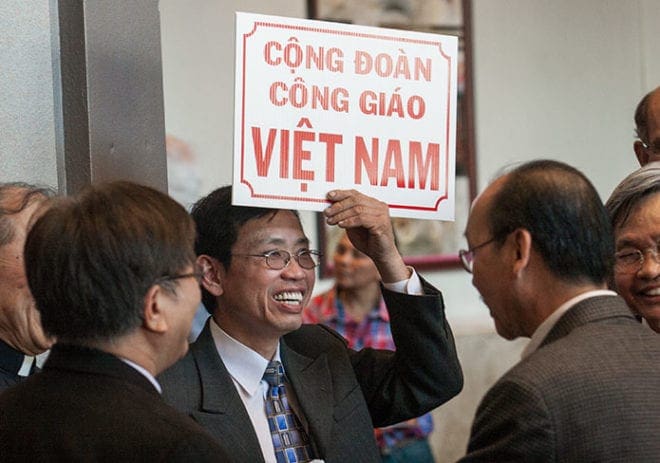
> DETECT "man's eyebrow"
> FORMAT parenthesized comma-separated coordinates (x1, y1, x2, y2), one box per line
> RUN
(250, 235, 310, 248)
(615, 235, 660, 249)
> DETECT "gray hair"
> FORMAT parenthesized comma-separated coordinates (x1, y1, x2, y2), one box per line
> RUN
(605, 162, 660, 229)
(0, 182, 55, 245)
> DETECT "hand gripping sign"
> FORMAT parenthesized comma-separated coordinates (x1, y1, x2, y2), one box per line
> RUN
(233, 12, 458, 220)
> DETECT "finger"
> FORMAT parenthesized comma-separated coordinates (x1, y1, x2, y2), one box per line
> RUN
(326, 200, 385, 227)
(326, 189, 358, 203)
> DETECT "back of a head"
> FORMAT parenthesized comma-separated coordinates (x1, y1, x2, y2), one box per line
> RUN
(191, 185, 299, 312)
(24, 181, 196, 344)
(634, 87, 660, 143)
(605, 162, 660, 229)
(489, 160, 614, 285)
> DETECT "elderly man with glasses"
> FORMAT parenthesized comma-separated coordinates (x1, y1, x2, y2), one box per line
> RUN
(160, 185, 463, 463)
(606, 162, 660, 333)
(456, 160, 660, 462)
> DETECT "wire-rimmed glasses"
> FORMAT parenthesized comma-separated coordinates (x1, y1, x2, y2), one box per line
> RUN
(458, 237, 497, 273)
(232, 249, 322, 270)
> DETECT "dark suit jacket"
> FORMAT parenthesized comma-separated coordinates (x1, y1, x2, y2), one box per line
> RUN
(460, 296, 660, 462)
(0, 344, 232, 462)
(160, 279, 463, 462)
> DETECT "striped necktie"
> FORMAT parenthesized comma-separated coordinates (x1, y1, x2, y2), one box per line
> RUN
(263, 360, 314, 463)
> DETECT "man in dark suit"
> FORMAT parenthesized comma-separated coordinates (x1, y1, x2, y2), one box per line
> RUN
(160, 186, 463, 463)
(457, 160, 660, 462)
(0, 182, 231, 462)
(0, 182, 54, 390)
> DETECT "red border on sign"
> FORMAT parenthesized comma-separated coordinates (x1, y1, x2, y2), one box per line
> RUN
(240, 20, 454, 212)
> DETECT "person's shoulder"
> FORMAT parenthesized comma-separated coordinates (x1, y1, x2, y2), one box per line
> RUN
(504, 318, 659, 394)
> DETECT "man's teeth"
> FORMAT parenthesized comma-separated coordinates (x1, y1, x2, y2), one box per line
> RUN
(274, 291, 303, 303)
(642, 287, 660, 296)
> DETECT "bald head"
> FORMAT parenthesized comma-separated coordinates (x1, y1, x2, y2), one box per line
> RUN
(634, 86, 660, 166)
(485, 160, 613, 285)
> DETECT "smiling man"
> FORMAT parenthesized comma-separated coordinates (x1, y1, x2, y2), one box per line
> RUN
(458, 160, 660, 462)
(160, 185, 462, 463)
(606, 162, 660, 332)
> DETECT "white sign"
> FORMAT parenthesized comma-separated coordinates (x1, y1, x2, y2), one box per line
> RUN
(233, 12, 458, 220)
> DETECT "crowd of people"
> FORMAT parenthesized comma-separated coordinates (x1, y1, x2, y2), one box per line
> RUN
(0, 88, 658, 462)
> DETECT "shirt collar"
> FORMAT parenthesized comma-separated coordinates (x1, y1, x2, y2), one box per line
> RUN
(521, 289, 617, 359)
(118, 357, 162, 393)
(210, 318, 278, 397)
(0, 338, 35, 377)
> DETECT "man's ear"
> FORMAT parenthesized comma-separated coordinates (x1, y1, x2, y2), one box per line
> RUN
(142, 284, 169, 334)
(197, 255, 224, 297)
(634, 141, 649, 166)
(510, 228, 532, 276)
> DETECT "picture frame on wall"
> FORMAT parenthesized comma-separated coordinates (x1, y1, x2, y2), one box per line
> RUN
(308, 0, 477, 277)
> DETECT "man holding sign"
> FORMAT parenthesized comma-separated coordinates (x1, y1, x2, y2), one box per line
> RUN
(160, 186, 462, 463)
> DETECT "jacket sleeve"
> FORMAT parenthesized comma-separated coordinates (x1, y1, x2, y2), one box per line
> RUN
(350, 276, 463, 427)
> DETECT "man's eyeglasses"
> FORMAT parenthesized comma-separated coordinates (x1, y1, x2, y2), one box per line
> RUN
(614, 246, 660, 274)
(458, 237, 497, 273)
(232, 249, 322, 270)
(154, 268, 204, 285)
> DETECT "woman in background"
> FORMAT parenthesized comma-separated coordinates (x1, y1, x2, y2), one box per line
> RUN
(304, 232, 437, 463)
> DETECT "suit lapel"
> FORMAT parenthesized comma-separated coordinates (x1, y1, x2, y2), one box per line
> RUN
(540, 295, 635, 349)
(190, 324, 265, 462)
(281, 338, 334, 459)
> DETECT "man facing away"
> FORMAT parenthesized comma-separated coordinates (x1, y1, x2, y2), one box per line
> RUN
(160, 186, 463, 463)
(457, 160, 660, 462)
(633, 86, 660, 166)
(0, 181, 231, 462)
(0, 182, 54, 391)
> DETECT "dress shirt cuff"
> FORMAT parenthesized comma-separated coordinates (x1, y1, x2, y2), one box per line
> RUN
(382, 267, 423, 295)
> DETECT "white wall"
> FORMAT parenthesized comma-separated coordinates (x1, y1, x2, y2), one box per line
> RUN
(0, 0, 58, 187)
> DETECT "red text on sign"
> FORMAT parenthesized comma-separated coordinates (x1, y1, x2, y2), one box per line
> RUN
(264, 38, 344, 72)
(354, 50, 431, 81)
(358, 89, 425, 119)
(354, 137, 440, 190)
(269, 79, 349, 113)
(251, 126, 342, 182)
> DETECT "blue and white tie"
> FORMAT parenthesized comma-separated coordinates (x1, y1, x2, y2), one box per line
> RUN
(263, 360, 314, 463)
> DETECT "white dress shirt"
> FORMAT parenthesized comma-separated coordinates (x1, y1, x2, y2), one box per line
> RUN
(210, 320, 281, 462)
(119, 357, 162, 393)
